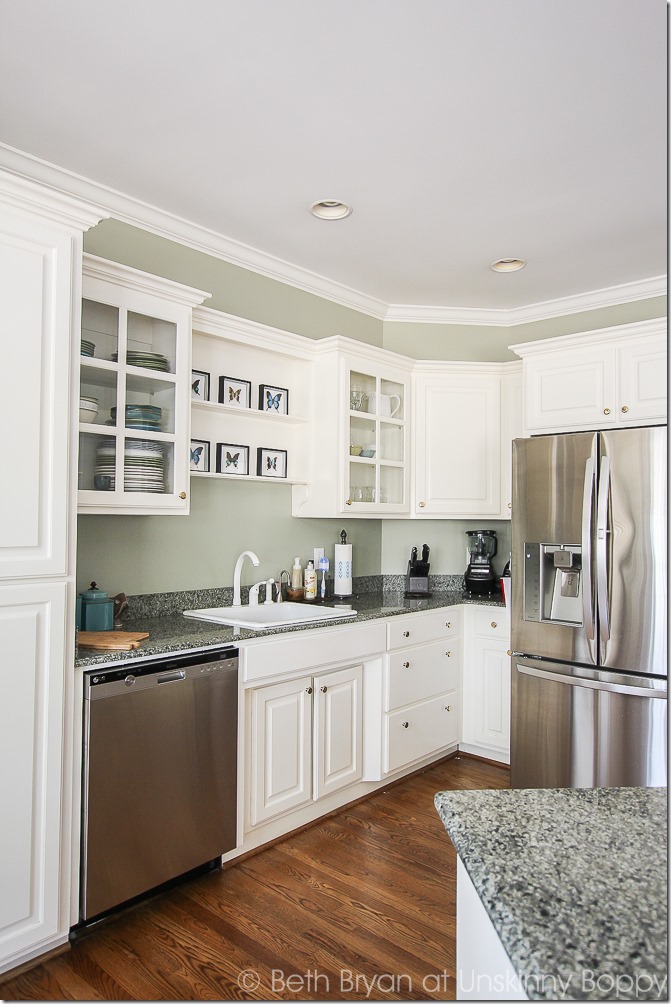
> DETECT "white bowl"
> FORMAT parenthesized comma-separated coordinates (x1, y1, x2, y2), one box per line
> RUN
(79, 402, 99, 423)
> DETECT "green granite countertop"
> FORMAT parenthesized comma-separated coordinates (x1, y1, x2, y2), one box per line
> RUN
(434, 787, 668, 1001)
(75, 584, 505, 668)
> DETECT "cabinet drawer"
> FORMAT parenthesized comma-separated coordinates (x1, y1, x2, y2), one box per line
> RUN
(385, 691, 459, 773)
(473, 606, 509, 642)
(387, 640, 460, 711)
(387, 607, 460, 650)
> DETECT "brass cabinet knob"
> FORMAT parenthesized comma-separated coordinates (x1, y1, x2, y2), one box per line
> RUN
(418, 501, 425, 508)
(320, 685, 328, 693)
(306, 686, 313, 695)
(603, 407, 611, 415)
(403, 661, 410, 668)
(507, 650, 513, 657)
(446, 650, 452, 657)
(507, 502, 512, 509)
(446, 621, 452, 628)
(346, 499, 352, 506)
(403, 630, 410, 637)
(179, 491, 187, 499)
(491, 621, 497, 628)
(444, 705, 452, 712)
(401, 721, 409, 729)
(621, 405, 629, 413)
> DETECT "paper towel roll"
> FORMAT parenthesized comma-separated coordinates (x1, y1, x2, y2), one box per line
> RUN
(334, 544, 353, 596)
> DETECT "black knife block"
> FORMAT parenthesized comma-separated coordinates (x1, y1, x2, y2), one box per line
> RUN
(404, 561, 432, 598)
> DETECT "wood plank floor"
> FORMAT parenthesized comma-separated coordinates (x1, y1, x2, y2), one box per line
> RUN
(0, 754, 508, 1002)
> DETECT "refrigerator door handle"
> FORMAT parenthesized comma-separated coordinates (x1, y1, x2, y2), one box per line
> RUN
(581, 456, 596, 640)
(517, 664, 667, 700)
(596, 456, 611, 641)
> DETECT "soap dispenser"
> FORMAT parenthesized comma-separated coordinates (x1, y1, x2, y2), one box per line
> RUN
(304, 560, 317, 601)
(288, 557, 304, 601)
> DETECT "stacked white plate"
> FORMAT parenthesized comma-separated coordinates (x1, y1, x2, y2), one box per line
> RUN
(112, 350, 170, 372)
(95, 438, 165, 493)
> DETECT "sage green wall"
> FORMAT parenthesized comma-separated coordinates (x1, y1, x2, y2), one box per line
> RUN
(77, 477, 381, 596)
(382, 295, 667, 361)
(84, 219, 384, 347)
(381, 520, 511, 579)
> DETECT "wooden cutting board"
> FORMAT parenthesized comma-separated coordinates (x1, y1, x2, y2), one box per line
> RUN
(78, 631, 150, 651)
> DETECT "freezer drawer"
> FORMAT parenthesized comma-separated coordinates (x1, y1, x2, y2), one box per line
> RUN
(511, 657, 667, 789)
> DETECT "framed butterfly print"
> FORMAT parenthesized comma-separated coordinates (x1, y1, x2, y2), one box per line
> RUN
(216, 442, 249, 476)
(191, 369, 210, 401)
(259, 384, 289, 415)
(190, 439, 210, 472)
(257, 447, 287, 479)
(219, 375, 251, 409)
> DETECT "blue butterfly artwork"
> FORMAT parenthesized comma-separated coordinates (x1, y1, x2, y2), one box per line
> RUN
(266, 391, 282, 411)
(226, 451, 240, 468)
(266, 456, 277, 470)
(192, 379, 201, 396)
(190, 445, 204, 467)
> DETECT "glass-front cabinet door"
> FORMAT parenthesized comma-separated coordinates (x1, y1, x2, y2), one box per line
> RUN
(344, 360, 409, 514)
(78, 255, 209, 514)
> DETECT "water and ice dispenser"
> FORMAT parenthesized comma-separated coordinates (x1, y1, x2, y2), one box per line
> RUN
(523, 543, 583, 625)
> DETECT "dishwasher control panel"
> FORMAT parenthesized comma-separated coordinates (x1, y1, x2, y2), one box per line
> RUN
(84, 646, 239, 699)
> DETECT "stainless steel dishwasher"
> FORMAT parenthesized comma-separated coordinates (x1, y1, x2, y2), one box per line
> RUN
(80, 646, 238, 922)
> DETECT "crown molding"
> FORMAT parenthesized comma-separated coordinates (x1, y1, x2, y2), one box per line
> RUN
(83, 253, 210, 306)
(509, 316, 668, 357)
(0, 143, 666, 327)
(386, 274, 667, 327)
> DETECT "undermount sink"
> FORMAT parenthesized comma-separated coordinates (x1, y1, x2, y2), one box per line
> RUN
(183, 602, 357, 630)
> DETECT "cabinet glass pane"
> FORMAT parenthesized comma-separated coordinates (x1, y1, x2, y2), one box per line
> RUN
(81, 300, 118, 362)
(380, 465, 404, 505)
(127, 311, 176, 374)
(78, 432, 117, 491)
(125, 372, 175, 436)
(349, 416, 375, 458)
(123, 437, 173, 494)
(379, 378, 404, 420)
(349, 370, 375, 413)
(349, 461, 375, 502)
(380, 422, 404, 462)
(80, 363, 117, 429)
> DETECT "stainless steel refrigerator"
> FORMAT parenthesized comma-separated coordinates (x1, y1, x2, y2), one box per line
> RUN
(510, 427, 667, 788)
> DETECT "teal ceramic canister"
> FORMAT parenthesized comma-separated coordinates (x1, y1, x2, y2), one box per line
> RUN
(80, 581, 114, 632)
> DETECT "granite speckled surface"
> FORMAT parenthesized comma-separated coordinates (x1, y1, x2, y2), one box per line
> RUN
(434, 787, 668, 1001)
(75, 576, 505, 667)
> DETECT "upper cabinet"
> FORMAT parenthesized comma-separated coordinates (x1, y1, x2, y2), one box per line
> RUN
(292, 338, 412, 518)
(78, 256, 209, 515)
(190, 308, 312, 485)
(413, 363, 521, 519)
(512, 319, 667, 435)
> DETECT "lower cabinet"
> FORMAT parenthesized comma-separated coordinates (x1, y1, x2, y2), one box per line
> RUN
(249, 663, 362, 827)
(462, 605, 511, 763)
(0, 582, 67, 972)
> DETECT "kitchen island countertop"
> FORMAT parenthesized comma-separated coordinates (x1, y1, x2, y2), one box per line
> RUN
(75, 587, 505, 668)
(434, 786, 668, 1001)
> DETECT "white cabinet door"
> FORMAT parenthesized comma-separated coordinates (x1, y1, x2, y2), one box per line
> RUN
(0, 215, 74, 578)
(0, 583, 66, 968)
(617, 334, 667, 426)
(461, 606, 511, 762)
(414, 372, 501, 516)
(249, 676, 312, 825)
(313, 664, 363, 799)
(523, 347, 616, 432)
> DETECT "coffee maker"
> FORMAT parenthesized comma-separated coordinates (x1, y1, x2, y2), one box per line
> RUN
(464, 530, 498, 595)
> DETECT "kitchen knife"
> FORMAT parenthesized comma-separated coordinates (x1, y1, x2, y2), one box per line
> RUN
(410, 546, 418, 565)
(421, 544, 430, 564)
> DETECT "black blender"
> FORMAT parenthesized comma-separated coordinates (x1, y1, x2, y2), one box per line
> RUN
(464, 530, 498, 594)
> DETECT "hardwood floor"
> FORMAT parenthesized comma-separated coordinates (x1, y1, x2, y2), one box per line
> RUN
(0, 755, 508, 1002)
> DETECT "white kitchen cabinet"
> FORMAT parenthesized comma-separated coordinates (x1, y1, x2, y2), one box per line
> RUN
(461, 605, 511, 764)
(365, 608, 461, 779)
(512, 319, 667, 435)
(190, 308, 312, 485)
(248, 663, 363, 827)
(78, 255, 209, 514)
(0, 173, 105, 975)
(413, 363, 521, 519)
(292, 337, 412, 517)
(0, 583, 67, 969)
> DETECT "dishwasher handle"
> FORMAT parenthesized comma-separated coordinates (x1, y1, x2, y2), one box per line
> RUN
(158, 670, 186, 684)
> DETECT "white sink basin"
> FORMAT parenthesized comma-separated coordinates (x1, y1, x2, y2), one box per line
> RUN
(183, 602, 357, 630)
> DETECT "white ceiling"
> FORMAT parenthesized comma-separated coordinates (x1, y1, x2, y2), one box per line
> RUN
(0, 0, 666, 317)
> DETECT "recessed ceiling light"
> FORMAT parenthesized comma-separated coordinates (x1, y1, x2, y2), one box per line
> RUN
(490, 258, 526, 273)
(310, 200, 353, 220)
